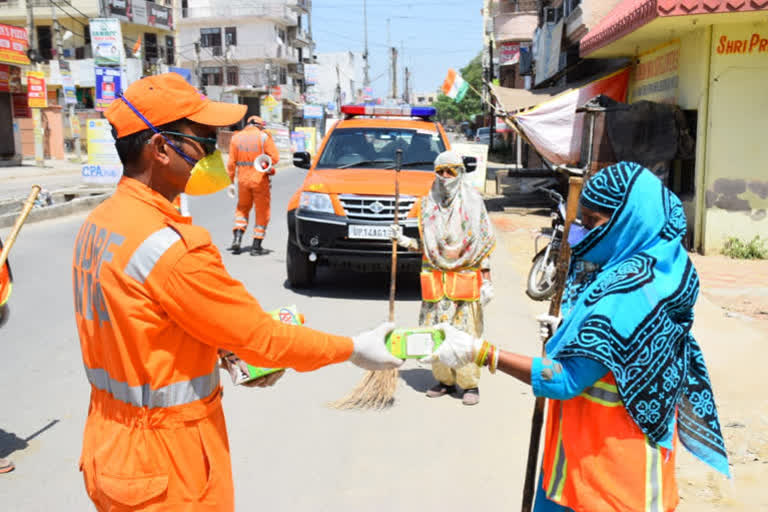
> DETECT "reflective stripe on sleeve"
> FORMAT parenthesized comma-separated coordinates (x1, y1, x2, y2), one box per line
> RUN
(580, 379, 622, 407)
(124, 227, 181, 284)
(645, 438, 663, 512)
(85, 366, 220, 409)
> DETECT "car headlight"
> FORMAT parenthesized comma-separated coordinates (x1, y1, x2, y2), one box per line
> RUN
(299, 192, 334, 214)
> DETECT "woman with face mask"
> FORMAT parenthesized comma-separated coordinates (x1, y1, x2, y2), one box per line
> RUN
(423, 162, 730, 511)
(391, 150, 496, 405)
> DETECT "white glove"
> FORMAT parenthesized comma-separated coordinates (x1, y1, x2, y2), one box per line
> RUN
(389, 224, 418, 250)
(420, 323, 483, 368)
(226, 184, 236, 199)
(349, 322, 405, 371)
(480, 280, 494, 307)
(536, 314, 562, 344)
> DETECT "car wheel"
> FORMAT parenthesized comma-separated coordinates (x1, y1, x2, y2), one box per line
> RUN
(286, 241, 316, 288)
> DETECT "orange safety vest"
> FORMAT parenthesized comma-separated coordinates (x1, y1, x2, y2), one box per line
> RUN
(226, 126, 280, 188)
(540, 373, 679, 512)
(74, 177, 352, 510)
(0, 239, 10, 307)
(420, 266, 482, 302)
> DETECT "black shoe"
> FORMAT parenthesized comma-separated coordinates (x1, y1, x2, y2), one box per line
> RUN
(425, 383, 456, 398)
(230, 230, 243, 254)
(250, 238, 264, 256)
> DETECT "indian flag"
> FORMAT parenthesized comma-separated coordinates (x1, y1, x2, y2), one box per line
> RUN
(441, 69, 469, 102)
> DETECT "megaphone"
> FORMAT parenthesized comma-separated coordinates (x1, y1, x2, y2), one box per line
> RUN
(254, 154, 274, 174)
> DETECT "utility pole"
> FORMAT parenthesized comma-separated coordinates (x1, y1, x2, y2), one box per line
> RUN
(362, 0, 370, 88)
(488, 39, 495, 150)
(390, 47, 397, 101)
(221, 37, 230, 101)
(25, 0, 44, 167)
(194, 41, 203, 93)
(335, 64, 342, 117)
(403, 66, 409, 104)
(51, 0, 81, 160)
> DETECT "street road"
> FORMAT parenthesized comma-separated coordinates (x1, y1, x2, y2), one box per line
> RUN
(0, 166, 540, 510)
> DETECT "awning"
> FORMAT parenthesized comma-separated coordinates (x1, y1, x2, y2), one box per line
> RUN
(490, 83, 564, 114)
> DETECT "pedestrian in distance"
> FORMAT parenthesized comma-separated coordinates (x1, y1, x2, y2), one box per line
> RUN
(425, 162, 730, 511)
(0, 236, 14, 474)
(73, 73, 403, 511)
(226, 115, 280, 256)
(391, 150, 496, 405)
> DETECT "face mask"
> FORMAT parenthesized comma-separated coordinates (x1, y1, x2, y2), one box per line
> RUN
(567, 224, 591, 247)
(185, 150, 230, 196)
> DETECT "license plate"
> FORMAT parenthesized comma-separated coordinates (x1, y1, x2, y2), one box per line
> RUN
(348, 224, 390, 240)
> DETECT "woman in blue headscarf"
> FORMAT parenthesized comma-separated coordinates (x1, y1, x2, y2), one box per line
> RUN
(424, 162, 729, 511)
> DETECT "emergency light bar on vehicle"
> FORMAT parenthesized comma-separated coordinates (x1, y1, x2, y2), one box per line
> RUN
(341, 105, 436, 119)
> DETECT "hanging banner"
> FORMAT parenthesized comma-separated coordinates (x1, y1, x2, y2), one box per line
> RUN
(62, 68, 77, 105)
(26, 71, 47, 108)
(0, 64, 21, 93)
(303, 104, 323, 119)
(629, 40, 680, 104)
(90, 18, 123, 67)
(0, 23, 30, 66)
(95, 67, 122, 111)
(514, 68, 630, 165)
(83, 119, 123, 184)
(534, 20, 563, 86)
(499, 42, 520, 66)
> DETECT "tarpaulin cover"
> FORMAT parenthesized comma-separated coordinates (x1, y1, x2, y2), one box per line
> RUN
(512, 69, 630, 165)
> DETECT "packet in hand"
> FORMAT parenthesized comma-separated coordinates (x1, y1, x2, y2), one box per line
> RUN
(386, 327, 445, 359)
(220, 305, 304, 385)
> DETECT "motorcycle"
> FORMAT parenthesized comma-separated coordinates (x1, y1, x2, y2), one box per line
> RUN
(526, 187, 569, 301)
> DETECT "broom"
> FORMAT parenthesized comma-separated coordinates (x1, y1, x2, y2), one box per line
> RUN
(331, 149, 404, 410)
(0, 185, 42, 271)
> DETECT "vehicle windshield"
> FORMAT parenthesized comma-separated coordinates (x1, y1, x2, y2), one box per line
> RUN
(477, 128, 490, 135)
(316, 127, 446, 170)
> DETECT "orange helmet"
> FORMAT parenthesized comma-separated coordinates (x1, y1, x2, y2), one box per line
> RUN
(247, 115, 266, 128)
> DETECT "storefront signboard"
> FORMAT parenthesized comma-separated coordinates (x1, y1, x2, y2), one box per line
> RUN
(0, 24, 30, 66)
(499, 41, 520, 66)
(90, 18, 123, 67)
(629, 40, 680, 104)
(26, 71, 47, 108)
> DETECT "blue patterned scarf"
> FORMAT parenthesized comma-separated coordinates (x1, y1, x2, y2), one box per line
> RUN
(548, 161, 729, 476)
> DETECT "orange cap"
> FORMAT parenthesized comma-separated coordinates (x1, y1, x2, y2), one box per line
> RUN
(247, 115, 266, 127)
(106, 72, 247, 138)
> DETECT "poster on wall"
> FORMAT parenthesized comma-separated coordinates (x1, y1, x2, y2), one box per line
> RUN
(83, 119, 123, 184)
(534, 20, 563, 86)
(295, 127, 317, 155)
(267, 123, 291, 157)
(260, 94, 282, 124)
(291, 132, 306, 152)
(303, 104, 323, 119)
(89, 18, 123, 67)
(0, 64, 21, 92)
(0, 23, 30, 66)
(26, 71, 47, 108)
(62, 68, 77, 105)
(499, 41, 520, 66)
(95, 67, 122, 111)
(629, 40, 680, 104)
(451, 142, 489, 193)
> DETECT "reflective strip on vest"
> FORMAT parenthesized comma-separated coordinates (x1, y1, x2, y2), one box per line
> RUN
(547, 408, 568, 501)
(124, 227, 181, 284)
(580, 379, 622, 407)
(645, 438, 663, 512)
(85, 366, 220, 409)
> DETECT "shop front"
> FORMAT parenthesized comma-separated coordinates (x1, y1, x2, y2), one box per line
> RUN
(0, 23, 30, 165)
(581, 0, 768, 254)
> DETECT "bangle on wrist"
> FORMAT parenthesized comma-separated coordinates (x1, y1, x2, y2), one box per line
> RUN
(474, 340, 490, 367)
(489, 345, 499, 374)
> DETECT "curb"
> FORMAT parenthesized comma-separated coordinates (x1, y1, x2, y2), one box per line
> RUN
(0, 192, 112, 228)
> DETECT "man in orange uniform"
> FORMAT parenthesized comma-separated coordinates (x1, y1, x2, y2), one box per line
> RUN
(73, 73, 402, 511)
(227, 115, 279, 256)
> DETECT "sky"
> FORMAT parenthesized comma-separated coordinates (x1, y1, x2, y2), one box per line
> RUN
(311, 0, 483, 99)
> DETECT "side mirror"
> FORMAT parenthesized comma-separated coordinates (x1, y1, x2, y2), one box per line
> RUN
(293, 151, 311, 169)
(463, 156, 478, 173)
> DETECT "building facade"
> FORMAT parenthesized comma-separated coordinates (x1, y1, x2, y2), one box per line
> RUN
(304, 51, 364, 111)
(176, 0, 312, 127)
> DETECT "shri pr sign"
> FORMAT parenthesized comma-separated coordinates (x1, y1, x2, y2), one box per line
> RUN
(629, 40, 680, 104)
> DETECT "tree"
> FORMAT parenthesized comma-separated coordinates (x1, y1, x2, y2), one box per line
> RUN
(434, 53, 483, 124)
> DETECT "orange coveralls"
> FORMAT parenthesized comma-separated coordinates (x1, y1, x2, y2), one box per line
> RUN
(73, 177, 352, 511)
(0, 238, 11, 307)
(227, 126, 280, 240)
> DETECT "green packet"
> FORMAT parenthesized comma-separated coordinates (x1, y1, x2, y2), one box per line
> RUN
(386, 327, 445, 359)
(220, 305, 303, 385)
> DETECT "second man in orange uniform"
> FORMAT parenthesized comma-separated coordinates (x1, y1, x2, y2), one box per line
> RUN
(227, 116, 280, 255)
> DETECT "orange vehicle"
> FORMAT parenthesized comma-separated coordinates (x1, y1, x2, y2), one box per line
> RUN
(286, 105, 474, 288)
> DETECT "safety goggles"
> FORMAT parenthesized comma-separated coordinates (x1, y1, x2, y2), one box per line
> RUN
(118, 93, 216, 166)
(434, 164, 462, 178)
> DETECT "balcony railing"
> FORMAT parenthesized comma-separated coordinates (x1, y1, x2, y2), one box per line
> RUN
(287, 27, 311, 47)
(289, 0, 310, 12)
(180, 3, 295, 23)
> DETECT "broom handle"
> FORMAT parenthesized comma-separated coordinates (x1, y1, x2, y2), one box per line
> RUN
(389, 149, 403, 322)
(520, 177, 583, 512)
(0, 185, 41, 271)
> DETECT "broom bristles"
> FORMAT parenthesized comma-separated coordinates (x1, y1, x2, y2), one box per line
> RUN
(330, 368, 399, 410)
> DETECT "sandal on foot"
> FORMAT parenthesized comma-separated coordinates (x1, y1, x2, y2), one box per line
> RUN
(426, 383, 456, 398)
(462, 388, 480, 406)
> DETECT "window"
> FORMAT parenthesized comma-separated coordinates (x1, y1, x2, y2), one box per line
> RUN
(201, 66, 223, 86)
(37, 26, 52, 61)
(275, 26, 286, 45)
(225, 27, 237, 46)
(181, 0, 188, 17)
(200, 27, 222, 56)
(144, 33, 158, 61)
(226, 66, 238, 86)
(279, 66, 287, 85)
(317, 128, 446, 170)
(165, 35, 175, 65)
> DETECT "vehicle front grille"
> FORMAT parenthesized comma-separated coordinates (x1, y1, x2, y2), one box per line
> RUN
(339, 194, 418, 224)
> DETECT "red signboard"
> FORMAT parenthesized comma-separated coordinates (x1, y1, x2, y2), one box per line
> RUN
(270, 86, 282, 101)
(499, 41, 520, 66)
(0, 64, 22, 93)
(0, 23, 30, 66)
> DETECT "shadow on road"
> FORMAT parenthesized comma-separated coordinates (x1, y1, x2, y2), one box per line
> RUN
(0, 419, 59, 458)
(286, 268, 422, 301)
(398, 368, 435, 393)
